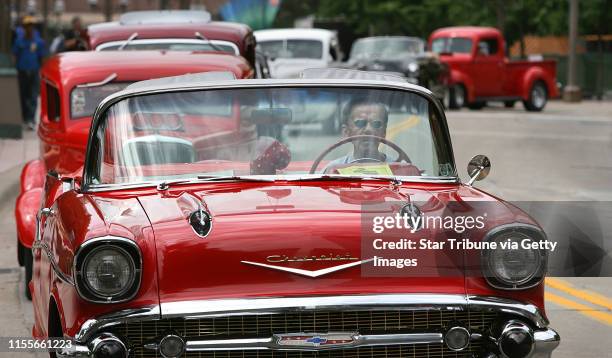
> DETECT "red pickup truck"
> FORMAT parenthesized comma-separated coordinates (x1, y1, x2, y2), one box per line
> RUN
(429, 26, 558, 111)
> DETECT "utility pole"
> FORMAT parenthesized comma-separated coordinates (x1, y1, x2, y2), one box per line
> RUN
(0, 0, 10, 56)
(563, 0, 582, 102)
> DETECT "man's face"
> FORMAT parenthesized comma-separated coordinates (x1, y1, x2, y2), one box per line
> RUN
(343, 103, 387, 156)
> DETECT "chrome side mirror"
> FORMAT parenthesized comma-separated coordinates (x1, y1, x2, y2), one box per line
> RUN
(467, 155, 491, 186)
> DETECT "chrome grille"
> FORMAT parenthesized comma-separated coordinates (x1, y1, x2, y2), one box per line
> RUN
(136, 343, 483, 358)
(111, 310, 497, 358)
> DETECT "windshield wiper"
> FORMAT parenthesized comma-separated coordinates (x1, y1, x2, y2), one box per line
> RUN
(75, 73, 117, 88)
(196, 175, 276, 182)
(155, 176, 275, 191)
(286, 175, 402, 184)
(118, 32, 138, 50)
(194, 31, 225, 53)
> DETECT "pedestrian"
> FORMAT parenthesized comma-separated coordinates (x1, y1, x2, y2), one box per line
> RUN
(11, 16, 46, 130)
(62, 16, 89, 51)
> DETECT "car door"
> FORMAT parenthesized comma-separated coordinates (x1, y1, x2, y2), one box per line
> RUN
(472, 37, 503, 97)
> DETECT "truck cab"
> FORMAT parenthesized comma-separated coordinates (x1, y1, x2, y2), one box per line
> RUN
(429, 26, 558, 111)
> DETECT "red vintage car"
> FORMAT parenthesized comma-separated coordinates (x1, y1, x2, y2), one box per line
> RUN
(31, 70, 558, 358)
(88, 10, 257, 68)
(15, 50, 252, 299)
(429, 27, 558, 111)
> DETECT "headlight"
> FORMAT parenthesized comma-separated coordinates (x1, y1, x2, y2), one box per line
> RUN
(407, 62, 419, 73)
(74, 236, 142, 303)
(481, 225, 547, 290)
(83, 246, 135, 296)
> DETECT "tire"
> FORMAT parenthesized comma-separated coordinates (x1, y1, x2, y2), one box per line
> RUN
(17, 239, 24, 267)
(448, 84, 466, 109)
(504, 100, 516, 108)
(24, 248, 32, 300)
(467, 101, 486, 110)
(523, 81, 548, 112)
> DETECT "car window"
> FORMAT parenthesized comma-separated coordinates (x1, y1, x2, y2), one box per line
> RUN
(431, 37, 472, 54)
(258, 40, 324, 60)
(92, 87, 454, 185)
(350, 38, 424, 60)
(45, 82, 61, 122)
(97, 40, 239, 55)
(71, 83, 132, 119)
(477, 38, 498, 56)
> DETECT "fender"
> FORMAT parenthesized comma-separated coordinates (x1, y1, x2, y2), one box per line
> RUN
(521, 66, 554, 100)
(20, 159, 45, 193)
(15, 187, 42, 248)
(449, 69, 476, 103)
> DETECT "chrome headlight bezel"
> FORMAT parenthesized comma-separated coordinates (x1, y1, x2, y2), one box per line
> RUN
(74, 236, 142, 303)
(481, 224, 548, 290)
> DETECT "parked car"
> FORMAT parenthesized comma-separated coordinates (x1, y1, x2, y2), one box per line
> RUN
(254, 28, 342, 78)
(429, 26, 558, 111)
(31, 69, 558, 358)
(345, 36, 449, 103)
(15, 50, 252, 299)
(88, 10, 257, 68)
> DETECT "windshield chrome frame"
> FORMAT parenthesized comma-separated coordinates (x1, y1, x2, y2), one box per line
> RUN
(82, 79, 458, 193)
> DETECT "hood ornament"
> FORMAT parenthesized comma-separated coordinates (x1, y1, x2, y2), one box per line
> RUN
(189, 203, 212, 238)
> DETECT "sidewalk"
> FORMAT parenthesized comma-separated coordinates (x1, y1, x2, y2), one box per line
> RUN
(0, 130, 38, 202)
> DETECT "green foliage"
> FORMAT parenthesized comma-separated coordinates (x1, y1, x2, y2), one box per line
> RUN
(274, 0, 611, 43)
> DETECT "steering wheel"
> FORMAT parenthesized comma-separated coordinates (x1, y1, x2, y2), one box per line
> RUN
(309, 135, 412, 174)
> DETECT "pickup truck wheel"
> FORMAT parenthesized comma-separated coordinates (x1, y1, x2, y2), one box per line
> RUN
(24, 249, 32, 300)
(448, 84, 465, 109)
(524, 81, 548, 111)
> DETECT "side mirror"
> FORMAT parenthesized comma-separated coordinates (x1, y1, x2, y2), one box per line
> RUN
(467, 155, 491, 185)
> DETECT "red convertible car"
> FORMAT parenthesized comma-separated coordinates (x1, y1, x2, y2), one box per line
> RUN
(15, 50, 252, 299)
(31, 70, 558, 358)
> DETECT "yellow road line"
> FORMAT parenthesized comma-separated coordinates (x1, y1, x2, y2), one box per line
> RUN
(387, 115, 420, 140)
(545, 291, 612, 326)
(546, 277, 612, 311)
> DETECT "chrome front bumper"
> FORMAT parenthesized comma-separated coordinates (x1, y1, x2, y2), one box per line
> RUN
(59, 294, 560, 358)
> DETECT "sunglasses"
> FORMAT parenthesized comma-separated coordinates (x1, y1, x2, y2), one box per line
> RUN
(353, 118, 384, 129)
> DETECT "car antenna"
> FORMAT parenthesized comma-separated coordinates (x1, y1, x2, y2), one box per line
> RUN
(118, 32, 138, 50)
(194, 31, 225, 53)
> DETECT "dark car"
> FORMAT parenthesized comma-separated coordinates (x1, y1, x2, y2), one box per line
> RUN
(345, 36, 449, 103)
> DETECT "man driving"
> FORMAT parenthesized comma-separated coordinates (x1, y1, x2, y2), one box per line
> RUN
(324, 98, 390, 171)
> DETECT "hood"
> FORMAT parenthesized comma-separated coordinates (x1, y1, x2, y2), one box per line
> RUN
(269, 58, 328, 78)
(136, 182, 517, 303)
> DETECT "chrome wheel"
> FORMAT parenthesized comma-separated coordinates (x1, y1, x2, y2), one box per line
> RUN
(531, 84, 546, 109)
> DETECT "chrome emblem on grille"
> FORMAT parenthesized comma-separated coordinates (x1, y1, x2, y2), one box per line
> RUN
(276, 333, 356, 348)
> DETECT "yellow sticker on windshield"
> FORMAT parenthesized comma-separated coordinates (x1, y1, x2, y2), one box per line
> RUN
(337, 164, 394, 176)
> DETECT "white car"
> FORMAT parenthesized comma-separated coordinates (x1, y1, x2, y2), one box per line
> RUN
(254, 28, 342, 79)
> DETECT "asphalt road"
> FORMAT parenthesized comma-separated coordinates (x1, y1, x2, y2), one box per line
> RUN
(0, 100, 610, 357)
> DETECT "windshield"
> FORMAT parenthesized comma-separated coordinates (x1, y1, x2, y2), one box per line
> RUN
(431, 37, 472, 54)
(71, 83, 132, 119)
(258, 40, 324, 60)
(350, 38, 424, 60)
(90, 87, 454, 185)
(97, 39, 238, 55)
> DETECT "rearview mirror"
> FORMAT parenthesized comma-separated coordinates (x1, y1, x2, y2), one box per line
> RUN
(467, 155, 491, 185)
